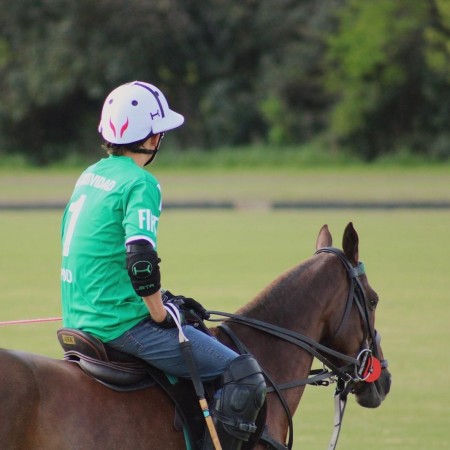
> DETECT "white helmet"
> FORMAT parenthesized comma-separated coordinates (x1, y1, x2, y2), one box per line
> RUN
(98, 81, 184, 144)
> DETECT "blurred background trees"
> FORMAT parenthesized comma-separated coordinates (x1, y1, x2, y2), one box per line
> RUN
(0, 0, 448, 165)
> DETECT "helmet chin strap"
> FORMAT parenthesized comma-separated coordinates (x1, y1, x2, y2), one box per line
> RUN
(145, 149, 158, 166)
(129, 148, 158, 166)
(131, 132, 164, 166)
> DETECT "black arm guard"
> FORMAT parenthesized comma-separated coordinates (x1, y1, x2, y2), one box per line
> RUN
(126, 240, 161, 296)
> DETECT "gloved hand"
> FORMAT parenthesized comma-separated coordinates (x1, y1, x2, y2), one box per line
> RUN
(156, 300, 186, 329)
(162, 290, 210, 320)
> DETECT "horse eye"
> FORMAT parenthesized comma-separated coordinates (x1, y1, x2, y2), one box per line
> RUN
(369, 295, 379, 309)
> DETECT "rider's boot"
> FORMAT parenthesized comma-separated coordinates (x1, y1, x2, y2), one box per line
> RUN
(202, 354, 266, 450)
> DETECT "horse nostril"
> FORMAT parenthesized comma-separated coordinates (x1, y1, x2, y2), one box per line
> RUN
(386, 373, 392, 393)
(378, 370, 392, 397)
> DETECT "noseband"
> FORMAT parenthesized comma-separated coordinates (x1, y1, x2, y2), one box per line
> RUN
(208, 246, 387, 450)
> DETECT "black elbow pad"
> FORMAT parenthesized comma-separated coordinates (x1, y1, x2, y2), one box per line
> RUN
(126, 240, 161, 296)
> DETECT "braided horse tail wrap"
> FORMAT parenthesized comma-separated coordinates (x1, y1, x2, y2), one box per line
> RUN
(204, 354, 266, 450)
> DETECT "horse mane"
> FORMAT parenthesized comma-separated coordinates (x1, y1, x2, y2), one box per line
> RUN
(235, 256, 325, 329)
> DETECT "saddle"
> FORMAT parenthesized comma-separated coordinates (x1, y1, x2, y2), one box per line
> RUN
(57, 327, 207, 449)
(57, 327, 267, 450)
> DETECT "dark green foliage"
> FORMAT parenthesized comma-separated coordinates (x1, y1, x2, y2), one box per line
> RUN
(325, 0, 450, 160)
(0, 0, 448, 165)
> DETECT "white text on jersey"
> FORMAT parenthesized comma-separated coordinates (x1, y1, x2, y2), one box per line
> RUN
(138, 209, 159, 233)
(76, 172, 116, 192)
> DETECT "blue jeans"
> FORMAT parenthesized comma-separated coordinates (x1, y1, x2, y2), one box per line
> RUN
(107, 317, 239, 381)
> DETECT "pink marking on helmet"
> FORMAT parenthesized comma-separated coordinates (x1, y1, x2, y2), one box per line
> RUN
(120, 118, 129, 138)
(109, 118, 117, 137)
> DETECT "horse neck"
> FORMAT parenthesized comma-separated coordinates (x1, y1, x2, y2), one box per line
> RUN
(214, 254, 350, 437)
(222, 257, 341, 381)
(219, 256, 348, 428)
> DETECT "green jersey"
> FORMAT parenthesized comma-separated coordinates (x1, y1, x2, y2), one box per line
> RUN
(61, 155, 161, 341)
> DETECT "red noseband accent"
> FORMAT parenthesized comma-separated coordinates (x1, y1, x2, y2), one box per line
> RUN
(362, 356, 382, 382)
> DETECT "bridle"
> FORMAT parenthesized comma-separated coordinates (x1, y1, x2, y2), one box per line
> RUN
(207, 246, 388, 450)
(317, 247, 382, 364)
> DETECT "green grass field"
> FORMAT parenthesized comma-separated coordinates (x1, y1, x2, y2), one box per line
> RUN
(1, 165, 450, 205)
(0, 167, 449, 449)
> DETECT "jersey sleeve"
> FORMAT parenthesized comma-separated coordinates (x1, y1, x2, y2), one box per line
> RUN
(123, 179, 162, 249)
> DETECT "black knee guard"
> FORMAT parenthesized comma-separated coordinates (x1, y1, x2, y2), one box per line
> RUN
(209, 355, 266, 449)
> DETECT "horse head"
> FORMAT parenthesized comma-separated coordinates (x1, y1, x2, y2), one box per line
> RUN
(213, 222, 392, 449)
(315, 222, 392, 409)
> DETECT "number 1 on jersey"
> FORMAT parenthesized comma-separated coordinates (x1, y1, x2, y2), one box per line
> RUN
(62, 195, 86, 257)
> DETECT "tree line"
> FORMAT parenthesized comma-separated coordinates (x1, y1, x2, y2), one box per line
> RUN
(0, 0, 448, 165)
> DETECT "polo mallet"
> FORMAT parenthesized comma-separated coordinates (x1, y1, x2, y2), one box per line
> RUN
(164, 303, 222, 450)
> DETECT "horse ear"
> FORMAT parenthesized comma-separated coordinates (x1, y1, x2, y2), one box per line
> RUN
(342, 222, 359, 264)
(316, 224, 332, 249)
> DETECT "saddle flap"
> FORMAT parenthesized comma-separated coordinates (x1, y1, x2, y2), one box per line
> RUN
(57, 327, 152, 390)
(78, 359, 150, 387)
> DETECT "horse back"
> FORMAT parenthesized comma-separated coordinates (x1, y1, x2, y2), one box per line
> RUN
(0, 349, 185, 450)
(0, 349, 42, 449)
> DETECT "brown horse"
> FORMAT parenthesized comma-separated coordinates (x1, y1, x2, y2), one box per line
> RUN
(0, 223, 391, 449)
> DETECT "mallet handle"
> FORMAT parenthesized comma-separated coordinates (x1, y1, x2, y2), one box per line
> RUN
(180, 340, 222, 450)
(199, 398, 222, 450)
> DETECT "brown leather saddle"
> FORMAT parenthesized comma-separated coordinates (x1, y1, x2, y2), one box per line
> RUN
(57, 327, 207, 449)
(57, 327, 267, 450)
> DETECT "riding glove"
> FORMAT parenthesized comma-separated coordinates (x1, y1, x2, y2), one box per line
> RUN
(162, 290, 210, 320)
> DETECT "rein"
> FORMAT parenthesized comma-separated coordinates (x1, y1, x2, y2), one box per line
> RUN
(0, 317, 62, 326)
(207, 246, 379, 450)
